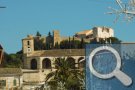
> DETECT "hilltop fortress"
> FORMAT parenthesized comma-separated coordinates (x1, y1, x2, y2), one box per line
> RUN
(23, 26, 114, 54)
(21, 26, 114, 89)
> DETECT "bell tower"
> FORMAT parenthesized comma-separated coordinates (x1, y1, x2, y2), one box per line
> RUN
(22, 35, 34, 54)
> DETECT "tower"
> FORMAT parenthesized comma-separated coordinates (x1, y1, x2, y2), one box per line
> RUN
(53, 30, 60, 46)
(22, 35, 34, 54)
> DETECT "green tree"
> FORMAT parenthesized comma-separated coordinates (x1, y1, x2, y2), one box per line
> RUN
(60, 40, 69, 49)
(80, 38, 84, 48)
(48, 31, 52, 37)
(2, 53, 23, 68)
(90, 37, 121, 44)
(69, 36, 71, 49)
(34, 38, 45, 50)
(36, 31, 41, 37)
(45, 58, 83, 90)
(106, 37, 121, 44)
(54, 42, 60, 49)
(60, 39, 83, 49)
(71, 36, 75, 49)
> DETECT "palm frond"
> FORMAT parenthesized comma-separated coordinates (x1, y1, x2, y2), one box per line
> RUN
(45, 71, 55, 82)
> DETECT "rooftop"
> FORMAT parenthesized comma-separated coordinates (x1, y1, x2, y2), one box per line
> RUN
(0, 68, 23, 76)
(28, 49, 85, 57)
(22, 35, 34, 40)
(76, 30, 93, 35)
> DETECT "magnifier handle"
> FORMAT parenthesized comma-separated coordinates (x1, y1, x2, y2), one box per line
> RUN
(115, 70, 132, 86)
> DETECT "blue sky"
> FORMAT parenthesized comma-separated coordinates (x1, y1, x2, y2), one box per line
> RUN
(0, 0, 135, 53)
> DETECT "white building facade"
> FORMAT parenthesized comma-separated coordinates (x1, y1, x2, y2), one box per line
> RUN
(93, 26, 114, 39)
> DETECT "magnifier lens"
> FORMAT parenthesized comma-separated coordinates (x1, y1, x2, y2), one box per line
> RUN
(93, 50, 117, 74)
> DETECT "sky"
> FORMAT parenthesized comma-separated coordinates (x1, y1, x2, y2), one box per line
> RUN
(0, 0, 135, 54)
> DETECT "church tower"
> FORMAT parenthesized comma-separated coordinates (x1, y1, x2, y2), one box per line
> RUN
(22, 35, 34, 54)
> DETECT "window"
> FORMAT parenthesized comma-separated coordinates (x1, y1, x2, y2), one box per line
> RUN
(0, 80, 6, 87)
(13, 79, 16, 86)
(27, 47, 31, 52)
(27, 41, 30, 45)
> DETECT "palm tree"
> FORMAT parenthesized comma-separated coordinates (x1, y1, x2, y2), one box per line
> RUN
(45, 57, 84, 90)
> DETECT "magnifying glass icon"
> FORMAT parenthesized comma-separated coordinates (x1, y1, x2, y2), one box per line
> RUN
(89, 46, 132, 86)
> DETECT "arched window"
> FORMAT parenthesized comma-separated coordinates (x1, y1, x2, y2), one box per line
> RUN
(27, 41, 30, 45)
(31, 59, 37, 69)
(66, 57, 75, 69)
(78, 57, 85, 68)
(42, 58, 51, 69)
